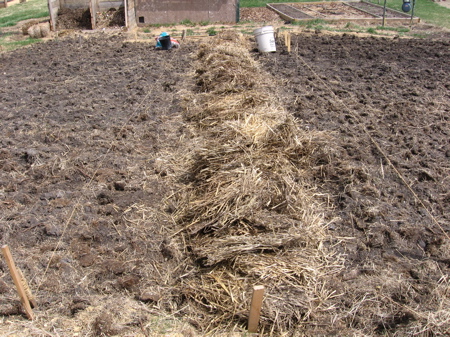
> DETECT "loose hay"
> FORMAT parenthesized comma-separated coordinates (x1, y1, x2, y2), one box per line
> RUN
(27, 23, 50, 39)
(163, 32, 344, 333)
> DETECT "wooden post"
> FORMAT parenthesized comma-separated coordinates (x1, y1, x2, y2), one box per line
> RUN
(1, 245, 35, 320)
(181, 29, 186, 41)
(124, 0, 128, 28)
(248, 285, 265, 333)
(287, 33, 291, 53)
(382, 0, 387, 27)
(284, 31, 291, 53)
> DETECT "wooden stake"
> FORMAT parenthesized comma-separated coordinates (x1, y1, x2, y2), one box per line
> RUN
(248, 285, 265, 333)
(17, 268, 37, 308)
(287, 33, 291, 53)
(1, 245, 35, 320)
(181, 29, 186, 41)
(284, 32, 291, 53)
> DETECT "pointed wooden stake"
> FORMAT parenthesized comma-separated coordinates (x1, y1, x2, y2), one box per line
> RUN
(284, 31, 291, 53)
(287, 33, 291, 53)
(1, 245, 35, 320)
(17, 268, 37, 308)
(248, 285, 265, 333)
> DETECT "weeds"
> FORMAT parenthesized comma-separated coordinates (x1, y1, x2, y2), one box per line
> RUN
(206, 26, 217, 36)
(179, 19, 195, 26)
(376, 25, 410, 32)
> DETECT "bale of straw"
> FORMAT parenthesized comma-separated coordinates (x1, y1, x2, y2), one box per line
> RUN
(27, 25, 41, 39)
(27, 22, 50, 39)
(39, 22, 50, 38)
(21, 20, 40, 35)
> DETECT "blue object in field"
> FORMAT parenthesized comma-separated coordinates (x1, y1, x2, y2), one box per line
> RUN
(156, 32, 171, 49)
(402, 0, 411, 12)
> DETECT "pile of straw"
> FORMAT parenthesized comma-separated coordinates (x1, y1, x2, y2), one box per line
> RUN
(165, 32, 343, 333)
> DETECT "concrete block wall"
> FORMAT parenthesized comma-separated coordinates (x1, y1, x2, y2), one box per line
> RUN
(135, 0, 239, 25)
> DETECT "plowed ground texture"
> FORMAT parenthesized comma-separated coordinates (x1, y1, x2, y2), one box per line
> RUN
(0, 32, 449, 336)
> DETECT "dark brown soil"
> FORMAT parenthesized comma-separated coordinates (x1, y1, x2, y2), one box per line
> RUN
(0, 28, 449, 336)
(57, 8, 92, 30)
(256, 34, 450, 334)
(270, 3, 314, 20)
(56, 7, 125, 30)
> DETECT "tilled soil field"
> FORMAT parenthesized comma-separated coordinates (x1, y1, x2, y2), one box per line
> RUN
(0, 29, 449, 336)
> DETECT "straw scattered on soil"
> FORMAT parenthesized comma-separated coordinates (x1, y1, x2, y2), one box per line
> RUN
(161, 31, 344, 333)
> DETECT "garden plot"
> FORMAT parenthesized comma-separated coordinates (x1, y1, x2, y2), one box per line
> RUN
(269, 1, 418, 24)
(0, 29, 449, 336)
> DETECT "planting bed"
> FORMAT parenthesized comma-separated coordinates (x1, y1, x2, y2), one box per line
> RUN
(291, 2, 376, 19)
(269, 1, 416, 23)
(0, 28, 449, 337)
(347, 1, 411, 18)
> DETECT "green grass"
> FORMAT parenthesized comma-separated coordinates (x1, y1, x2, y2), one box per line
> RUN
(367, 0, 450, 29)
(206, 26, 217, 36)
(292, 18, 328, 28)
(0, 0, 48, 28)
(0, 33, 41, 50)
(149, 23, 174, 28)
(179, 19, 196, 26)
(376, 25, 410, 32)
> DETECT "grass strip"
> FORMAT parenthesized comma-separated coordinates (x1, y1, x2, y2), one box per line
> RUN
(367, 0, 450, 29)
(0, 0, 48, 28)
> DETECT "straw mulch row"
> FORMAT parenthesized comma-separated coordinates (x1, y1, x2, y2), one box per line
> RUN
(163, 32, 344, 333)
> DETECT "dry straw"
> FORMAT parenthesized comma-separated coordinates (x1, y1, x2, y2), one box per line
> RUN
(163, 31, 344, 333)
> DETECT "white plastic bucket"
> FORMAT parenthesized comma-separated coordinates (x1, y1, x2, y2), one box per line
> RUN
(253, 26, 276, 53)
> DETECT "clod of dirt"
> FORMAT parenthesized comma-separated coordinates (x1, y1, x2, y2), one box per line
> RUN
(0, 301, 22, 316)
(70, 297, 91, 315)
(92, 312, 119, 336)
(113, 181, 125, 191)
(44, 223, 62, 236)
(23, 149, 38, 164)
(78, 253, 96, 267)
(137, 291, 161, 303)
(97, 192, 113, 205)
(103, 260, 125, 275)
(0, 279, 10, 293)
(117, 274, 140, 291)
